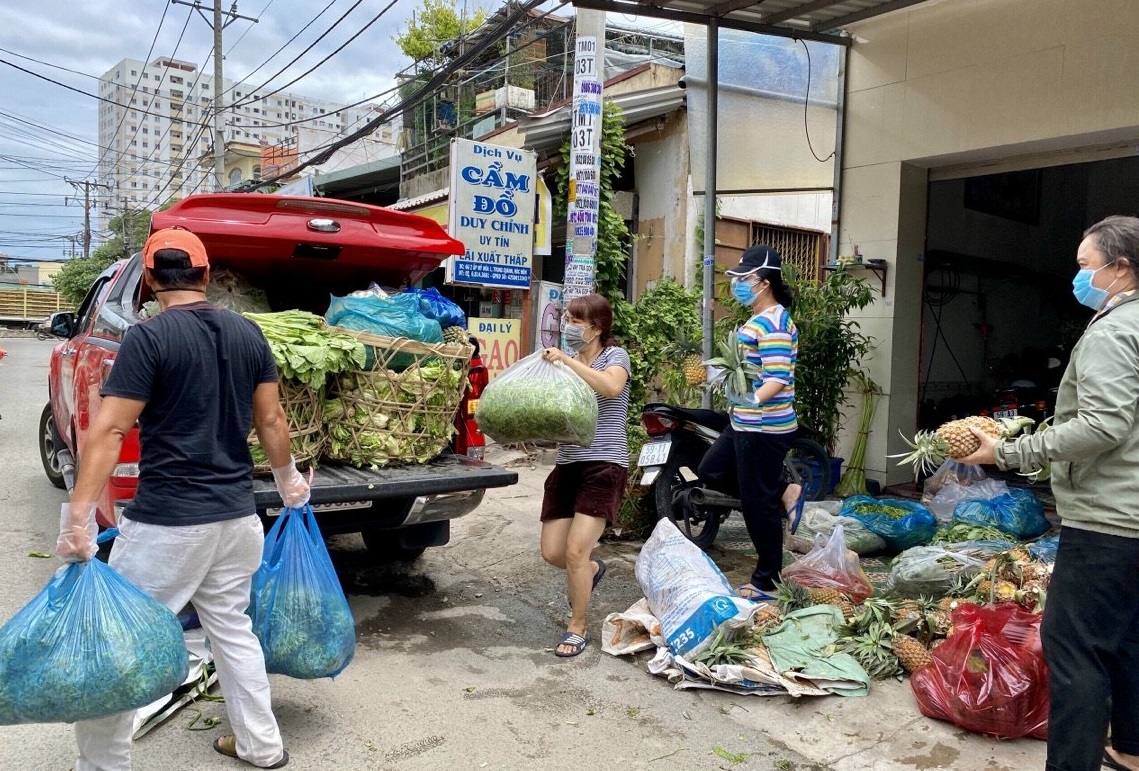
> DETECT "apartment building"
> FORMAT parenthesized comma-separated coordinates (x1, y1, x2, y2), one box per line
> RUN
(96, 56, 398, 218)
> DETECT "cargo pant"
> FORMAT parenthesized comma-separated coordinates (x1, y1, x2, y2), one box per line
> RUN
(74, 515, 284, 771)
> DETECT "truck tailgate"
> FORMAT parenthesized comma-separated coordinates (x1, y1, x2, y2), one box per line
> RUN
(251, 453, 518, 508)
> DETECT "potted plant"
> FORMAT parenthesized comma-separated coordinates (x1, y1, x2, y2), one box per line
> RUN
(787, 266, 875, 481)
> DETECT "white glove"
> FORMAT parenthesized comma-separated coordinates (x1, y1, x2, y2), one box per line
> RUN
(271, 457, 311, 509)
(56, 502, 98, 562)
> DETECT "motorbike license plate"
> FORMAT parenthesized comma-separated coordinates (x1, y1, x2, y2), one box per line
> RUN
(993, 408, 1018, 419)
(638, 440, 671, 468)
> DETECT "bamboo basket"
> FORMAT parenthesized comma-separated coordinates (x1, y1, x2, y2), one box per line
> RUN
(249, 378, 324, 475)
(324, 330, 473, 467)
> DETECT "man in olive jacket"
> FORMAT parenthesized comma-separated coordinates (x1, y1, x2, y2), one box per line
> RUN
(965, 215, 1139, 771)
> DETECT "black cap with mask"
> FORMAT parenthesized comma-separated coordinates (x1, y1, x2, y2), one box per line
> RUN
(726, 244, 782, 278)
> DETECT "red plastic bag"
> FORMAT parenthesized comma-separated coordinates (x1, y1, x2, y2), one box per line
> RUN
(910, 603, 1048, 739)
(782, 524, 874, 603)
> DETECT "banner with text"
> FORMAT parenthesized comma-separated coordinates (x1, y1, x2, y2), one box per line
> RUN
(447, 139, 537, 290)
(563, 35, 603, 304)
(467, 317, 522, 381)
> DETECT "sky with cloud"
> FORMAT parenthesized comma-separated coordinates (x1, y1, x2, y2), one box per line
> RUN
(0, 0, 474, 264)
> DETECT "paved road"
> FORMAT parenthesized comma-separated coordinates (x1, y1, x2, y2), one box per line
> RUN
(0, 337, 1047, 770)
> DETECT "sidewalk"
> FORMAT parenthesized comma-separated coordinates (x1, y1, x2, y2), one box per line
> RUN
(473, 446, 1048, 771)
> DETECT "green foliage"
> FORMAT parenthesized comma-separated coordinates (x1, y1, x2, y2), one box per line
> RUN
(394, 0, 487, 67)
(613, 278, 702, 415)
(789, 266, 875, 454)
(52, 208, 153, 308)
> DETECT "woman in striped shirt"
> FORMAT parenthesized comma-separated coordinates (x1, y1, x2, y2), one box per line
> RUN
(539, 294, 631, 657)
(700, 245, 800, 601)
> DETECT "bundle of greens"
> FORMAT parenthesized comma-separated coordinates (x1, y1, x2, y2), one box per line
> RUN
(0, 560, 188, 725)
(324, 360, 467, 466)
(475, 352, 598, 446)
(243, 311, 366, 388)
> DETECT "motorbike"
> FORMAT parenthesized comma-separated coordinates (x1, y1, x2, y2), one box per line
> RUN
(637, 402, 832, 550)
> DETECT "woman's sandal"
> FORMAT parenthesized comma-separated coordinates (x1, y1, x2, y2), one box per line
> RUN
(554, 630, 591, 657)
(736, 584, 777, 602)
(213, 735, 290, 769)
(566, 559, 607, 606)
(1103, 748, 1139, 771)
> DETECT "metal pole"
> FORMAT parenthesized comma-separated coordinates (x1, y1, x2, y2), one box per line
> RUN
(701, 20, 719, 408)
(213, 0, 226, 191)
(829, 41, 849, 266)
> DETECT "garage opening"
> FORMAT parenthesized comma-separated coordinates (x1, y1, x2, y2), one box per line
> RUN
(919, 156, 1139, 432)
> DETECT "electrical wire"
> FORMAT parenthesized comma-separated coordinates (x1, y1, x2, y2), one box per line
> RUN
(224, 0, 277, 55)
(228, 0, 368, 110)
(797, 38, 834, 164)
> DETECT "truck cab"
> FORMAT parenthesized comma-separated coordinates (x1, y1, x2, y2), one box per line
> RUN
(39, 194, 515, 559)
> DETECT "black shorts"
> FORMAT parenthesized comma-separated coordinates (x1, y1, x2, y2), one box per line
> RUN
(540, 461, 628, 523)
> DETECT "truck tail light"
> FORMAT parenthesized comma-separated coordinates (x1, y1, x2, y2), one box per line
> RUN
(113, 463, 140, 478)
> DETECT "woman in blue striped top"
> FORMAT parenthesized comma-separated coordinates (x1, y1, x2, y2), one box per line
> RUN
(699, 245, 800, 601)
(539, 294, 631, 657)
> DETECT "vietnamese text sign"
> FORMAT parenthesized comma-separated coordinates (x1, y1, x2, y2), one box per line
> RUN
(447, 139, 537, 290)
(467, 317, 522, 381)
(563, 35, 603, 304)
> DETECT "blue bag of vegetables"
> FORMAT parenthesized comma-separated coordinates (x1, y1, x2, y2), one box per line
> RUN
(325, 293, 444, 344)
(952, 488, 1049, 540)
(0, 558, 188, 725)
(406, 287, 466, 330)
(838, 496, 939, 552)
(249, 504, 356, 679)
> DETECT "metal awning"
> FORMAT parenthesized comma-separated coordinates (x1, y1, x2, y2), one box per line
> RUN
(516, 84, 686, 154)
(572, 0, 939, 44)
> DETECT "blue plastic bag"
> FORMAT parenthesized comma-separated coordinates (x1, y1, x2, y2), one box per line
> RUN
(1027, 533, 1059, 563)
(326, 293, 444, 344)
(839, 496, 939, 552)
(407, 287, 466, 330)
(0, 559, 188, 725)
(249, 505, 355, 679)
(953, 488, 1049, 540)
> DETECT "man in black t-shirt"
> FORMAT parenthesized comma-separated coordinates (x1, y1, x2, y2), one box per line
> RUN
(57, 228, 309, 770)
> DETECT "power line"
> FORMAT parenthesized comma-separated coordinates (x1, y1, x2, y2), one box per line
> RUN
(228, 0, 368, 110)
(220, 0, 339, 100)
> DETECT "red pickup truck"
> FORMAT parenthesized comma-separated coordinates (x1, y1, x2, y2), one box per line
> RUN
(38, 194, 516, 560)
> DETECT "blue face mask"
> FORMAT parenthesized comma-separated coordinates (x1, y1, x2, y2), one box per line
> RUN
(731, 277, 759, 306)
(1072, 264, 1115, 310)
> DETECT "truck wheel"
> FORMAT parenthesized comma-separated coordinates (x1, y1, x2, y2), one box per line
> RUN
(39, 403, 67, 490)
(360, 530, 427, 563)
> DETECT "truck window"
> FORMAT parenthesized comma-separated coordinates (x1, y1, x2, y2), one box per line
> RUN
(74, 276, 114, 337)
(92, 258, 143, 342)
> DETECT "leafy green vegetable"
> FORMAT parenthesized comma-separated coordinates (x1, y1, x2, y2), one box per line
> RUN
(932, 522, 1014, 544)
(323, 361, 466, 467)
(475, 353, 598, 446)
(0, 560, 188, 725)
(243, 311, 366, 388)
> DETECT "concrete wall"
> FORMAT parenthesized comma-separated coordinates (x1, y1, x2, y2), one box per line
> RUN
(841, 0, 1139, 485)
(629, 110, 690, 297)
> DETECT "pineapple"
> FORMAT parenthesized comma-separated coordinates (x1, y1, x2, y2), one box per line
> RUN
(837, 622, 903, 680)
(893, 634, 934, 673)
(672, 330, 706, 386)
(808, 587, 856, 621)
(847, 597, 899, 636)
(773, 579, 813, 615)
(443, 326, 469, 346)
(752, 603, 784, 635)
(893, 415, 1035, 477)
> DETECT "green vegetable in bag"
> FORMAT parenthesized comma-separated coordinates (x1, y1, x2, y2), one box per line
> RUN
(475, 352, 598, 446)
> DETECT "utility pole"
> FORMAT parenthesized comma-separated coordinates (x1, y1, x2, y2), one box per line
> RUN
(173, 0, 259, 191)
(121, 197, 132, 255)
(65, 178, 111, 259)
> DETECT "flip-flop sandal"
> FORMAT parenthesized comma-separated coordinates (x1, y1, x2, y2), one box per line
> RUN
(554, 630, 591, 657)
(1103, 749, 1135, 771)
(736, 584, 777, 602)
(213, 735, 290, 768)
(788, 491, 807, 535)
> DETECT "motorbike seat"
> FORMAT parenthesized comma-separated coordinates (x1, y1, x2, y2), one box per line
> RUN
(643, 403, 729, 432)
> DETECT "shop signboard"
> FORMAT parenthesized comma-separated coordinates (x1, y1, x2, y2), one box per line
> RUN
(467, 317, 522, 381)
(447, 138, 537, 290)
(533, 281, 563, 350)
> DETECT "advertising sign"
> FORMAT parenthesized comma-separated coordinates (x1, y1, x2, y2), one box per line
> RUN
(533, 281, 563, 350)
(562, 36, 604, 304)
(467, 317, 522, 381)
(447, 139, 538, 290)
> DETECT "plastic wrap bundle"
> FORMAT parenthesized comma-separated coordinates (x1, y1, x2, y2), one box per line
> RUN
(783, 525, 875, 603)
(476, 352, 598, 446)
(953, 488, 1049, 540)
(839, 496, 939, 552)
(886, 546, 986, 598)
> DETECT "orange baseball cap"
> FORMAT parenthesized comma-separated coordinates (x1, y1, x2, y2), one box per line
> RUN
(143, 228, 209, 268)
